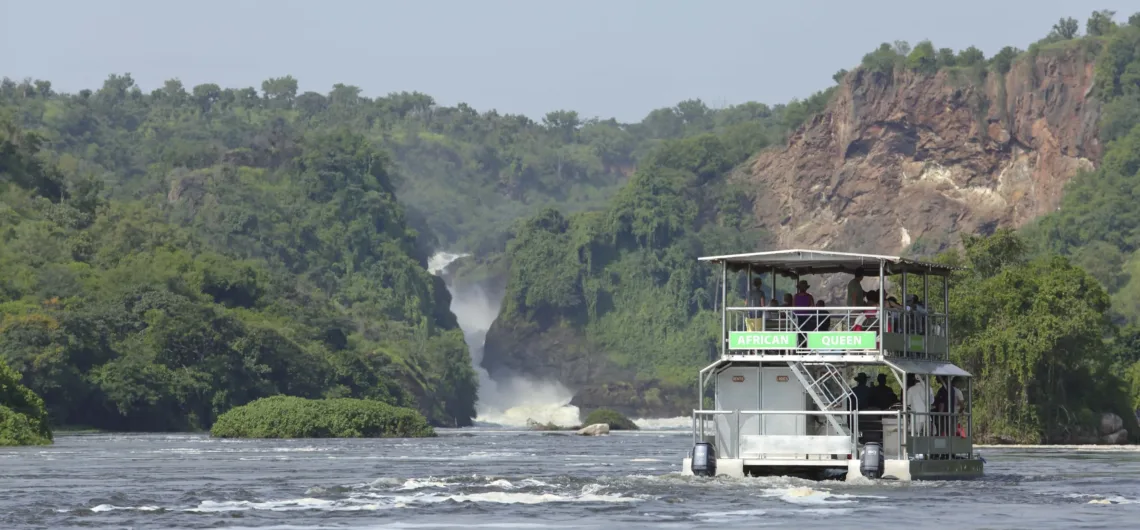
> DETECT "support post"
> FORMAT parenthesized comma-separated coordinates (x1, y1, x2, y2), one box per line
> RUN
(967, 378, 973, 445)
(902, 271, 908, 358)
(721, 261, 727, 359)
(879, 261, 885, 355)
(735, 409, 742, 458)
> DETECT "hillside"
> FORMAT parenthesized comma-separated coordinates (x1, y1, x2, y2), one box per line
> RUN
(0, 111, 477, 430)
(0, 67, 829, 430)
(485, 11, 1140, 442)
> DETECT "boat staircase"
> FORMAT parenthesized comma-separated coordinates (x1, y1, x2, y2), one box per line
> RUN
(788, 362, 854, 436)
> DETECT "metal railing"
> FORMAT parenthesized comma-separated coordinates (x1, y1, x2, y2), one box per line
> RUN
(881, 309, 949, 361)
(724, 306, 881, 355)
(691, 409, 973, 461)
(722, 306, 948, 360)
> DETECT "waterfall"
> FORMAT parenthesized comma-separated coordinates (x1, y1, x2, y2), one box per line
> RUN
(428, 252, 581, 428)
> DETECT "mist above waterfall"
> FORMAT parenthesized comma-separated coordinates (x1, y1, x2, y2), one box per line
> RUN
(428, 252, 581, 427)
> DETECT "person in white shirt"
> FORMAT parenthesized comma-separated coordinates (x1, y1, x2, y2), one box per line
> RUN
(906, 374, 933, 436)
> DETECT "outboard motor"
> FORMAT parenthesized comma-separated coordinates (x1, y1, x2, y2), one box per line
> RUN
(860, 442, 884, 479)
(690, 442, 717, 477)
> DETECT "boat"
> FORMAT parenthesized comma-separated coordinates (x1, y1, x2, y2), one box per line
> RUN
(681, 249, 984, 481)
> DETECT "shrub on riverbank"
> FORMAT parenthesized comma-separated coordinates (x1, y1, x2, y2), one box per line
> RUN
(210, 396, 436, 438)
(0, 359, 53, 446)
(582, 408, 639, 431)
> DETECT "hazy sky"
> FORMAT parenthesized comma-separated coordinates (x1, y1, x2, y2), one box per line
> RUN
(2, 0, 1136, 122)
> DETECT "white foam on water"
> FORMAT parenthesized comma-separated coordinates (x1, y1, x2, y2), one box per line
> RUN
(631, 417, 691, 430)
(217, 524, 585, 530)
(88, 504, 162, 512)
(397, 478, 454, 491)
(1064, 493, 1140, 504)
(758, 486, 886, 506)
(694, 508, 769, 522)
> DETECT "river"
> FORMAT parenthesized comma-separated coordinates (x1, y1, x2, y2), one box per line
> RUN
(3, 430, 1139, 529)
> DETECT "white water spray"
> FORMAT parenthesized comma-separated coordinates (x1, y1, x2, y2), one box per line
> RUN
(428, 252, 581, 427)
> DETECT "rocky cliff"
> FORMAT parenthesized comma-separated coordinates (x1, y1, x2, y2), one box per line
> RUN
(747, 45, 1101, 256)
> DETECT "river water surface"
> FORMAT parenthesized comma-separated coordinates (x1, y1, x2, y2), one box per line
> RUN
(3, 429, 1139, 529)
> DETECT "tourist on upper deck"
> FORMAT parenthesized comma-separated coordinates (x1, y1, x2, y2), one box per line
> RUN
(883, 293, 903, 332)
(748, 278, 767, 318)
(853, 290, 879, 331)
(793, 280, 815, 346)
(793, 280, 814, 307)
(847, 271, 865, 307)
(813, 299, 828, 331)
(907, 294, 927, 334)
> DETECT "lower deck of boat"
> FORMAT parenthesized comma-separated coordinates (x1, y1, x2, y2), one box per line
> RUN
(680, 456, 984, 481)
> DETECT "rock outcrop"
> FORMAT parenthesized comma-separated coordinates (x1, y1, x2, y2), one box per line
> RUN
(745, 46, 1101, 259)
(1099, 412, 1128, 445)
(577, 423, 610, 436)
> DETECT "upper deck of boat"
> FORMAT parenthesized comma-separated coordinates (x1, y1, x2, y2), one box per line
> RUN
(701, 249, 963, 365)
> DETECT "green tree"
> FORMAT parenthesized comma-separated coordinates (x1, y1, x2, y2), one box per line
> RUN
(906, 40, 938, 74)
(957, 46, 986, 67)
(1088, 10, 1118, 37)
(1052, 17, 1080, 39)
(947, 230, 1127, 443)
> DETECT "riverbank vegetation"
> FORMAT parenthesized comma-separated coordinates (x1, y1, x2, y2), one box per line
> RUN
(0, 358, 52, 446)
(210, 396, 435, 438)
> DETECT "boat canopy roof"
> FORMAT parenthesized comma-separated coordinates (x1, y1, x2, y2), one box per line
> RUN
(886, 358, 972, 378)
(698, 249, 962, 278)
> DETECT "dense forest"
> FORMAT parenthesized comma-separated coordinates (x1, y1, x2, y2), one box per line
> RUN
(492, 10, 1140, 443)
(0, 55, 829, 433)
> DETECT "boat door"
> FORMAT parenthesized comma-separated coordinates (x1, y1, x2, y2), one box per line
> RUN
(714, 366, 760, 457)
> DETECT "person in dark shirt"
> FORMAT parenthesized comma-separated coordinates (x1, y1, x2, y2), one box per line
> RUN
(870, 373, 899, 410)
(933, 377, 962, 436)
(848, 373, 873, 441)
(850, 372, 872, 409)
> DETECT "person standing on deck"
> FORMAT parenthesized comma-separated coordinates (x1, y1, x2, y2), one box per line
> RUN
(906, 374, 933, 436)
(933, 377, 965, 436)
(846, 271, 865, 332)
(747, 278, 767, 330)
(847, 271, 865, 306)
(871, 373, 899, 410)
(849, 373, 873, 441)
(792, 280, 815, 347)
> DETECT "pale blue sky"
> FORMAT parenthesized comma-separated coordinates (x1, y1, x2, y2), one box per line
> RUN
(2, 0, 1136, 122)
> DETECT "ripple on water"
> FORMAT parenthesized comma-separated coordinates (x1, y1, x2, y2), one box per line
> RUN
(5, 433, 1140, 529)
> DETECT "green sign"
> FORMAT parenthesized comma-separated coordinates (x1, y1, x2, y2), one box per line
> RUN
(908, 334, 924, 351)
(729, 332, 795, 349)
(806, 331, 877, 350)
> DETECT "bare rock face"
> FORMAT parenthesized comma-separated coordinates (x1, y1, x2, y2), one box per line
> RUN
(744, 47, 1101, 262)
